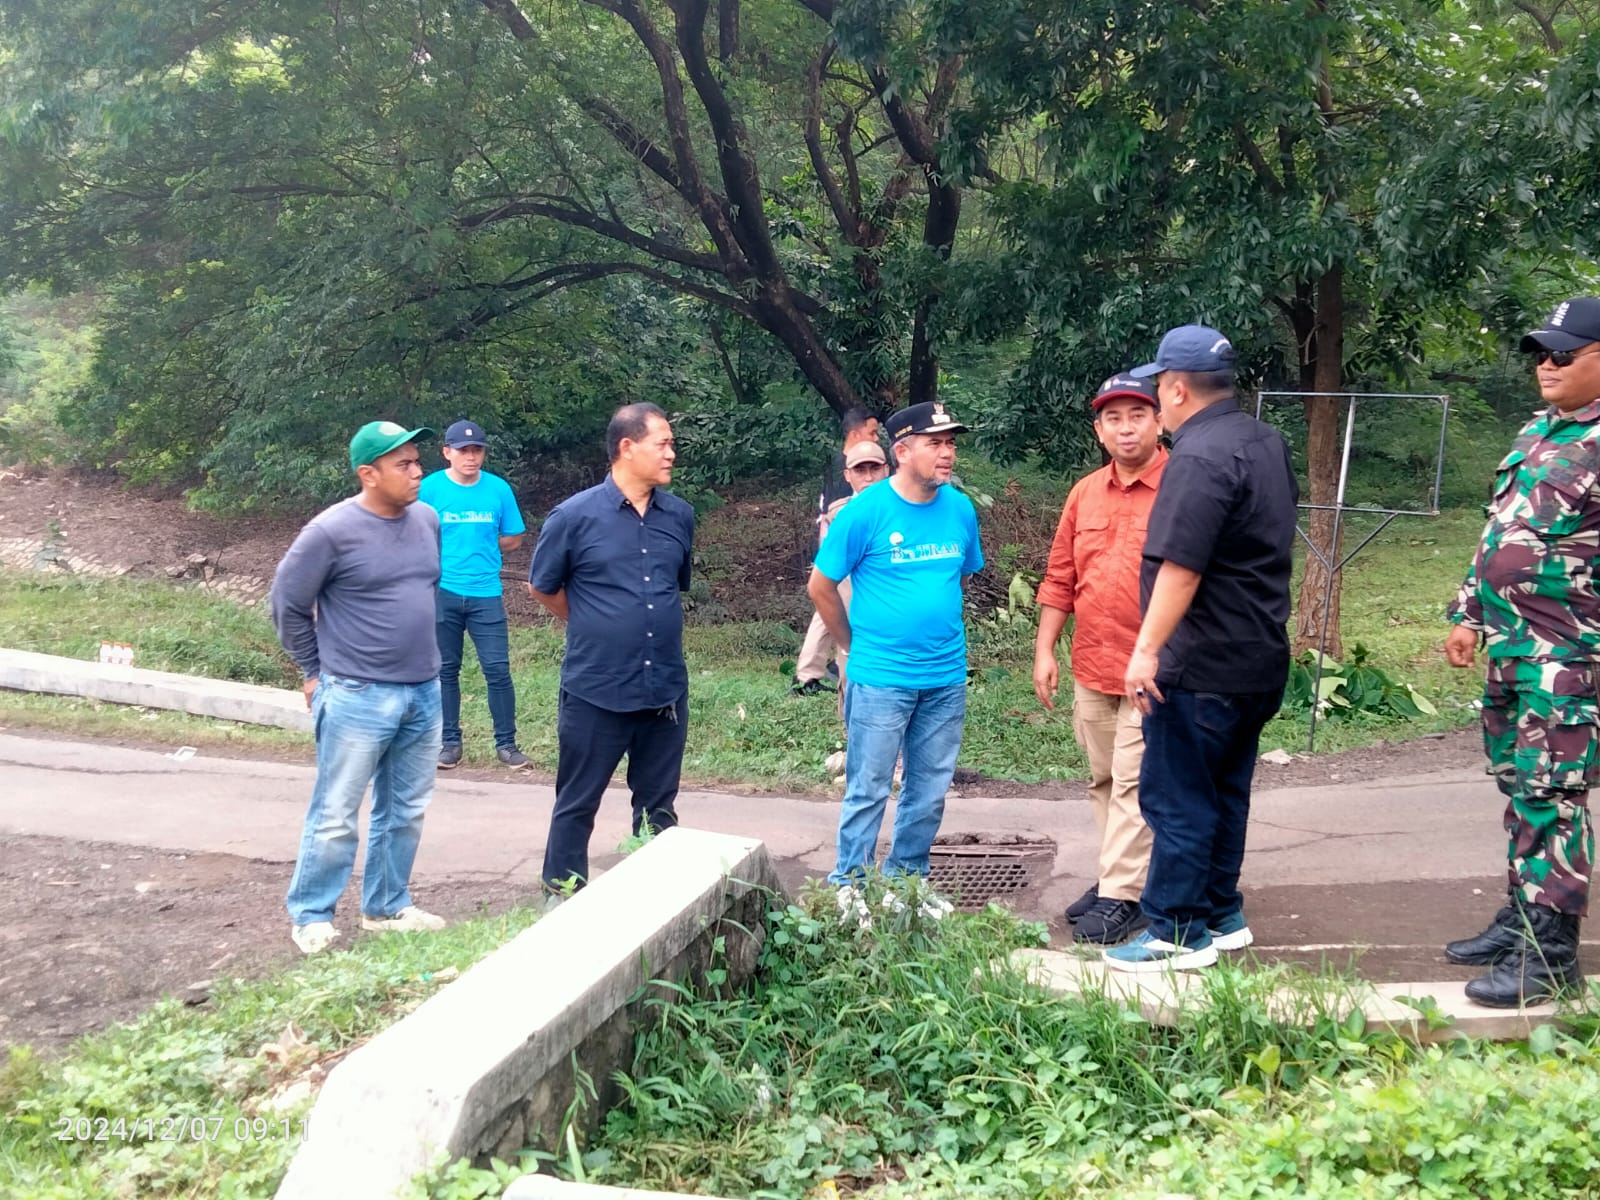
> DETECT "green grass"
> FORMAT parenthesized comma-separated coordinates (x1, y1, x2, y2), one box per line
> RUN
(1263, 507, 1485, 752)
(563, 881, 1600, 1200)
(0, 904, 541, 1199)
(0, 508, 1485, 786)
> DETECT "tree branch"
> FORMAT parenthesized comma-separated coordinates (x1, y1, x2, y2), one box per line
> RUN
(456, 196, 725, 275)
(603, 0, 749, 272)
(435, 260, 754, 342)
(576, 96, 687, 195)
(1512, 0, 1562, 51)
(718, 0, 740, 62)
(805, 44, 860, 240)
(673, 0, 780, 276)
(1234, 123, 1284, 194)
(476, 0, 537, 38)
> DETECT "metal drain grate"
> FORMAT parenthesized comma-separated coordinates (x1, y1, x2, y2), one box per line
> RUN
(925, 839, 1056, 913)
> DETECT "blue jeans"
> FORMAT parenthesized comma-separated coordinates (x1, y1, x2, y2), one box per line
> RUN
(829, 681, 967, 884)
(1138, 686, 1283, 944)
(436, 589, 517, 748)
(286, 674, 442, 925)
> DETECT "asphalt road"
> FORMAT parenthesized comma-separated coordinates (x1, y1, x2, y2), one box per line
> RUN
(7, 729, 1589, 984)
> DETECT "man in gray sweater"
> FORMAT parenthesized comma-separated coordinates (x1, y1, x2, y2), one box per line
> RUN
(270, 421, 447, 955)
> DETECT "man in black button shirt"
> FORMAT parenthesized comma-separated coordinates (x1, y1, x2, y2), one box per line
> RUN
(527, 402, 696, 894)
(1104, 325, 1298, 974)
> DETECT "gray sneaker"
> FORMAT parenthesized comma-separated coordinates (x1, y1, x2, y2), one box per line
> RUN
(438, 743, 463, 770)
(496, 745, 531, 769)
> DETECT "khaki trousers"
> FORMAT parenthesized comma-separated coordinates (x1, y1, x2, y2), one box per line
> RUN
(795, 577, 852, 683)
(1071, 685, 1152, 901)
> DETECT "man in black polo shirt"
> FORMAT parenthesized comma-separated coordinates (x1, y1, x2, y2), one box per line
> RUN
(1105, 325, 1298, 973)
(527, 402, 695, 894)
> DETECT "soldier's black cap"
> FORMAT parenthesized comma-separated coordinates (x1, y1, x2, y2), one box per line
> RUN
(1520, 298, 1600, 353)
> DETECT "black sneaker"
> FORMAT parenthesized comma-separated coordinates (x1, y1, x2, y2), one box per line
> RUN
(496, 745, 531, 769)
(1064, 883, 1100, 923)
(438, 743, 463, 770)
(1072, 897, 1146, 945)
(789, 678, 837, 696)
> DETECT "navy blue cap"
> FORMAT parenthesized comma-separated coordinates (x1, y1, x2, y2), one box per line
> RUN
(885, 401, 968, 441)
(1092, 373, 1159, 412)
(443, 419, 488, 448)
(1519, 298, 1600, 353)
(1130, 325, 1237, 378)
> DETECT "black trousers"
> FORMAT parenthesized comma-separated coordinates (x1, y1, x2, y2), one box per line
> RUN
(541, 688, 687, 891)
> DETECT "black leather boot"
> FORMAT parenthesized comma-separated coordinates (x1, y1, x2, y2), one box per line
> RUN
(1463, 906, 1584, 1008)
(1444, 902, 1524, 965)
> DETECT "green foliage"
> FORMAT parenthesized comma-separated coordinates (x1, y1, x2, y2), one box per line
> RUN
(1120, 1035, 1600, 1200)
(403, 1152, 542, 1200)
(569, 879, 1600, 1200)
(0, 905, 542, 1198)
(0, 287, 97, 465)
(928, 0, 1600, 464)
(670, 384, 839, 493)
(1283, 644, 1440, 722)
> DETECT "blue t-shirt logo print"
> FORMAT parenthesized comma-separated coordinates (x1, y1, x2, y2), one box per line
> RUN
(815, 483, 984, 689)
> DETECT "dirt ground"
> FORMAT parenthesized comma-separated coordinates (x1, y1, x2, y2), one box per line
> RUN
(0, 468, 1493, 1058)
(0, 834, 533, 1055)
(0, 465, 819, 621)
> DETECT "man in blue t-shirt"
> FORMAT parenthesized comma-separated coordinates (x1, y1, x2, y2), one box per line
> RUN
(418, 419, 528, 769)
(809, 401, 984, 897)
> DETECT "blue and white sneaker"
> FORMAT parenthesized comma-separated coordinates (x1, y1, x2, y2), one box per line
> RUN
(1208, 910, 1254, 951)
(1104, 928, 1218, 973)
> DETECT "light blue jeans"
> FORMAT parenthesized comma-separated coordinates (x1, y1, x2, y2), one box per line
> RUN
(286, 673, 442, 925)
(829, 680, 967, 884)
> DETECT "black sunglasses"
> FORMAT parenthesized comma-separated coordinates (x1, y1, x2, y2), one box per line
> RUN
(1534, 347, 1599, 367)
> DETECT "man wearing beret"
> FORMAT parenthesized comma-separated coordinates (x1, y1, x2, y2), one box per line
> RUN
(1035, 373, 1166, 945)
(808, 401, 983, 905)
(1109, 326, 1297, 973)
(270, 421, 448, 955)
(1443, 298, 1600, 1007)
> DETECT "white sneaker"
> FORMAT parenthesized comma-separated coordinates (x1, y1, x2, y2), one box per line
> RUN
(291, 922, 341, 955)
(360, 905, 446, 933)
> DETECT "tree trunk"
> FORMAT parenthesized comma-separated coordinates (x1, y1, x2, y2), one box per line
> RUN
(1293, 264, 1345, 659)
(753, 289, 862, 417)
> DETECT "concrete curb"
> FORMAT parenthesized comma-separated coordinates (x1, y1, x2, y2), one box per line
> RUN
(275, 827, 778, 1200)
(1013, 948, 1592, 1042)
(0, 647, 310, 732)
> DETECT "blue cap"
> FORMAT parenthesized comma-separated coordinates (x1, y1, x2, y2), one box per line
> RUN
(1130, 325, 1236, 378)
(443, 419, 488, 448)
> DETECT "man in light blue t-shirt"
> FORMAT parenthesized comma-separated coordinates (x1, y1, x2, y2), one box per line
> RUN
(809, 401, 983, 902)
(418, 419, 527, 769)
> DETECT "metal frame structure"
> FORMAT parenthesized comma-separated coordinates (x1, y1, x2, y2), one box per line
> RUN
(1255, 390, 1450, 750)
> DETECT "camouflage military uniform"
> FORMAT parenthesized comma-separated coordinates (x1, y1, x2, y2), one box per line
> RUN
(1449, 398, 1600, 916)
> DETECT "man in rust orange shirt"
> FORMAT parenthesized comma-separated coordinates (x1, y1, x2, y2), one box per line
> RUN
(1033, 373, 1166, 944)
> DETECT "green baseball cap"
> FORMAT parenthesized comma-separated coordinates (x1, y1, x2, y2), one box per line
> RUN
(348, 420, 434, 470)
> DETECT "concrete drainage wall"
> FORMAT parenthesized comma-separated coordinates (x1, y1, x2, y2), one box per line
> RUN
(275, 827, 779, 1200)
